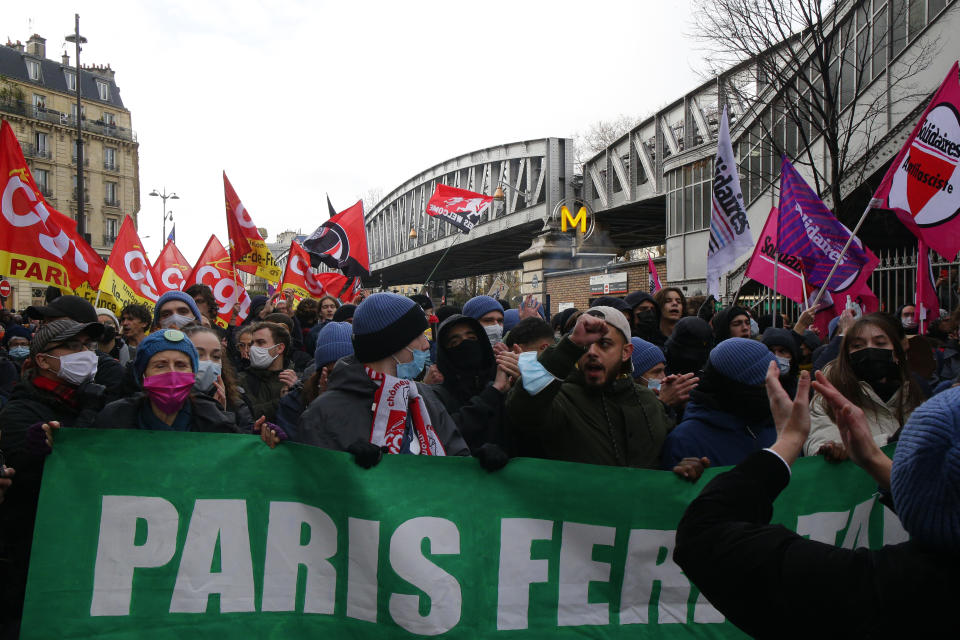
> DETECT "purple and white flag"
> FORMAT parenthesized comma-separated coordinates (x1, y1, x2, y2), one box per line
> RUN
(707, 106, 753, 297)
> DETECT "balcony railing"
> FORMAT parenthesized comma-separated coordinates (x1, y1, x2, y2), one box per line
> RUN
(0, 99, 137, 143)
(103, 233, 118, 245)
(71, 155, 89, 166)
(72, 189, 90, 203)
(104, 197, 120, 208)
(103, 160, 118, 171)
(39, 184, 53, 198)
(22, 142, 51, 160)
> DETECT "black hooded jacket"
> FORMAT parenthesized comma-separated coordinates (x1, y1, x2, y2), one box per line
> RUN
(711, 306, 750, 344)
(625, 291, 667, 346)
(431, 314, 515, 454)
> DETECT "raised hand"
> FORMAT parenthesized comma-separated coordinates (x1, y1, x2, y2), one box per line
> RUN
(518, 294, 542, 320)
(658, 373, 699, 406)
(569, 313, 608, 348)
(766, 363, 811, 467)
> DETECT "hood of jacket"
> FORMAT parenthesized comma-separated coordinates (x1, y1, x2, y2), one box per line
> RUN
(325, 355, 380, 397)
(711, 306, 750, 343)
(435, 314, 497, 401)
(682, 397, 772, 433)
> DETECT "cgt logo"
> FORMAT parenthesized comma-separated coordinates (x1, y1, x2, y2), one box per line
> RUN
(550, 198, 596, 239)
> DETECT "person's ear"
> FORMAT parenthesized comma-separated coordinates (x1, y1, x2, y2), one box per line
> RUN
(622, 341, 633, 363)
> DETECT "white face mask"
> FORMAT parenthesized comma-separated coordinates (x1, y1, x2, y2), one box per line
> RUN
(640, 376, 662, 392)
(249, 344, 279, 369)
(48, 350, 98, 385)
(160, 313, 195, 330)
(484, 323, 503, 346)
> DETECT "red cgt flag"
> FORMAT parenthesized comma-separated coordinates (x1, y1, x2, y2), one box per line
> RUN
(0, 119, 104, 292)
(152, 240, 193, 295)
(184, 235, 251, 327)
(224, 172, 281, 283)
(278, 241, 349, 301)
(99, 215, 160, 309)
(872, 61, 960, 260)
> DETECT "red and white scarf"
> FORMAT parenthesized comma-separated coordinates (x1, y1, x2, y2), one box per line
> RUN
(366, 368, 446, 456)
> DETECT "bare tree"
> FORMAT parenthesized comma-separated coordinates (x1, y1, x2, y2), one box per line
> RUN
(573, 115, 639, 173)
(362, 187, 384, 214)
(692, 0, 935, 218)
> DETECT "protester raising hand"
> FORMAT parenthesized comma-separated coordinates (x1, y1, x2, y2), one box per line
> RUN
(765, 361, 811, 467)
(657, 372, 699, 406)
(517, 294, 542, 320)
(811, 371, 892, 490)
(569, 312, 608, 347)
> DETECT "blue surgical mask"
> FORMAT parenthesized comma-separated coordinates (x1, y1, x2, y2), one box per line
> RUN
(775, 355, 792, 376)
(640, 376, 662, 392)
(518, 351, 556, 395)
(8, 346, 29, 360)
(395, 348, 429, 380)
(193, 360, 222, 392)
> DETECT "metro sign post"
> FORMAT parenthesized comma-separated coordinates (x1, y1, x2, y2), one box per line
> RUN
(553, 198, 596, 239)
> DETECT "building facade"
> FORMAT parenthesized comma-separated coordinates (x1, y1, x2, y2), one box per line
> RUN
(0, 34, 139, 309)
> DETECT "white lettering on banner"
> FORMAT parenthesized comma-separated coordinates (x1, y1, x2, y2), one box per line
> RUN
(557, 522, 615, 626)
(840, 497, 875, 549)
(169, 500, 256, 613)
(497, 518, 553, 630)
(161, 267, 185, 291)
(234, 203, 257, 229)
(91, 496, 179, 616)
(346, 518, 381, 623)
(123, 250, 159, 302)
(388, 517, 462, 636)
(621, 529, 697, 624)
(262, 502, 338, 614)
(2, 175, 90, 273)
(290, 254, 325, 296)
(796, 510, 851, 544)
(883, 505, 910, 545)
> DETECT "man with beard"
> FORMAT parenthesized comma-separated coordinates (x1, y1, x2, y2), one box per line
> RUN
(507, 306, 671, 468)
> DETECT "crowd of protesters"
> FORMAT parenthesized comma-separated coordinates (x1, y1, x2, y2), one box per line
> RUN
(1, 278, 959, 637)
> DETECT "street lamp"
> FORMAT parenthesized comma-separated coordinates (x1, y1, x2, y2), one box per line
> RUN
(149, 187, 179, 244)
(65, 14, 87, 241)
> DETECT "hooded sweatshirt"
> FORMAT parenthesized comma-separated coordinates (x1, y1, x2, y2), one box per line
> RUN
(431, 314, 515, 453)
(625, 291, 667, 346)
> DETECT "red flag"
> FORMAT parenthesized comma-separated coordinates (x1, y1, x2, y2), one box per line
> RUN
(0, 119, 105, 292)
(224, 172, 281, 282)
(99, 216, 160, 309)
(278, 241, 347, 300)
(917, 239, 941, 334)
(303, 200, 369, 279)
(184, 235, 251, 327)
(425, 184, 493, 233)
(872, 61, 960, 260)
(152, 241, 193, 294)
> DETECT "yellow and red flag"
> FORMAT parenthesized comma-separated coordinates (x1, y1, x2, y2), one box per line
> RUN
(184, 235, 251, 327)
(0, 119, 105, 292)
(278, 241, 349, 301)
(152, 240, 193, 295)
(99, 215, 160, 311)
(224, 172, 281, 283)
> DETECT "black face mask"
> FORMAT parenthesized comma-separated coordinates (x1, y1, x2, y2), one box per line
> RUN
(849, 348, 900, 386)
(100, 324, 117, 344)
(634, 309, 658, 334)
(446, 339, 485, 371)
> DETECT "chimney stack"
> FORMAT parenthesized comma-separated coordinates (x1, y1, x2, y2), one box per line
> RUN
(62, 52, 70, 66)
(26, 34, 46, 59)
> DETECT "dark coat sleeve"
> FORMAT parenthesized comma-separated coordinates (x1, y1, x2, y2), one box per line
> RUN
(433, 382, 508, 452)
(94, 353, 127, 403)
(417, 384, 470, 456)
(812, 334, 843, 372)
(674, 450, 959, 638)
(275, 388, 305, 440)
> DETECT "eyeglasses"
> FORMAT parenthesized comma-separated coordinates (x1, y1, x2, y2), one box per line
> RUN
(43, 339, 86, 353)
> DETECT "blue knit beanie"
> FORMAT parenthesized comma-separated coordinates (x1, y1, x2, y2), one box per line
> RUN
(503, 308, 520, 332)
(708, 337, 774, 386)
(462, 295, 503, 321)
(891, 386, 960, 552)
(315, 321, 354, 369)
(630, 337, 665, 379)
(134, 328, 199, 375)
(352, 293, 428, 362)
(153, 291, 202, 327)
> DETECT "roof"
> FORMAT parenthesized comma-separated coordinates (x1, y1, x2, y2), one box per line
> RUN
(0, 43, 126, 110)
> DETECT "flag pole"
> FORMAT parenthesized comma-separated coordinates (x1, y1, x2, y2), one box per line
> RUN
(420, 232, 465, 295)
(800, 267, 808, 312)
(94, 289, 101, 307)
(810, 201, 874, 308)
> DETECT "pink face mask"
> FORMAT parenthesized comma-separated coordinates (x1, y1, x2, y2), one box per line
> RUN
(142, 371, 195, 414)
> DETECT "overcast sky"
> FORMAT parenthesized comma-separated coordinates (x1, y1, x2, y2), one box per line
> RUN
(9, 1, 705, 263)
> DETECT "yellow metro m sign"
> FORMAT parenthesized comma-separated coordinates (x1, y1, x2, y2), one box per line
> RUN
(560, 205, 588, 232)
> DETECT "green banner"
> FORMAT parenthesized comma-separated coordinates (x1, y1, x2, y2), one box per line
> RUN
(23, 430, 905, 639)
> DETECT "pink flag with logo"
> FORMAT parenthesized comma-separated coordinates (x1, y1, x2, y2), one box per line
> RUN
(872, 61, 960, 261)
(647, 253, 662, 293)
(744, 208, 807, 304)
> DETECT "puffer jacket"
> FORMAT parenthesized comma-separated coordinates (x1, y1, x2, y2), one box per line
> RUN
(296, 356, 470, 456)
(804, 380, 915, 456)
(506, 336, 672, 468)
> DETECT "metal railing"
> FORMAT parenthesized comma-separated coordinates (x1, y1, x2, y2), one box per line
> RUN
(39, 184, 53, 197)
(104, 197, 120, 208)
(71, 155, 89, 167)
(22, 142, 51, 160)
(103, 233, 117, 245)
(103, 160, 118, 171)
(72, 189, 90, 203)
(0, 99, 137, 142)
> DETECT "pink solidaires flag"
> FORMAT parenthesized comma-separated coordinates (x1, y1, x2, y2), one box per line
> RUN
(648, 253, 662, 293)
(872, 61, 960, 261)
